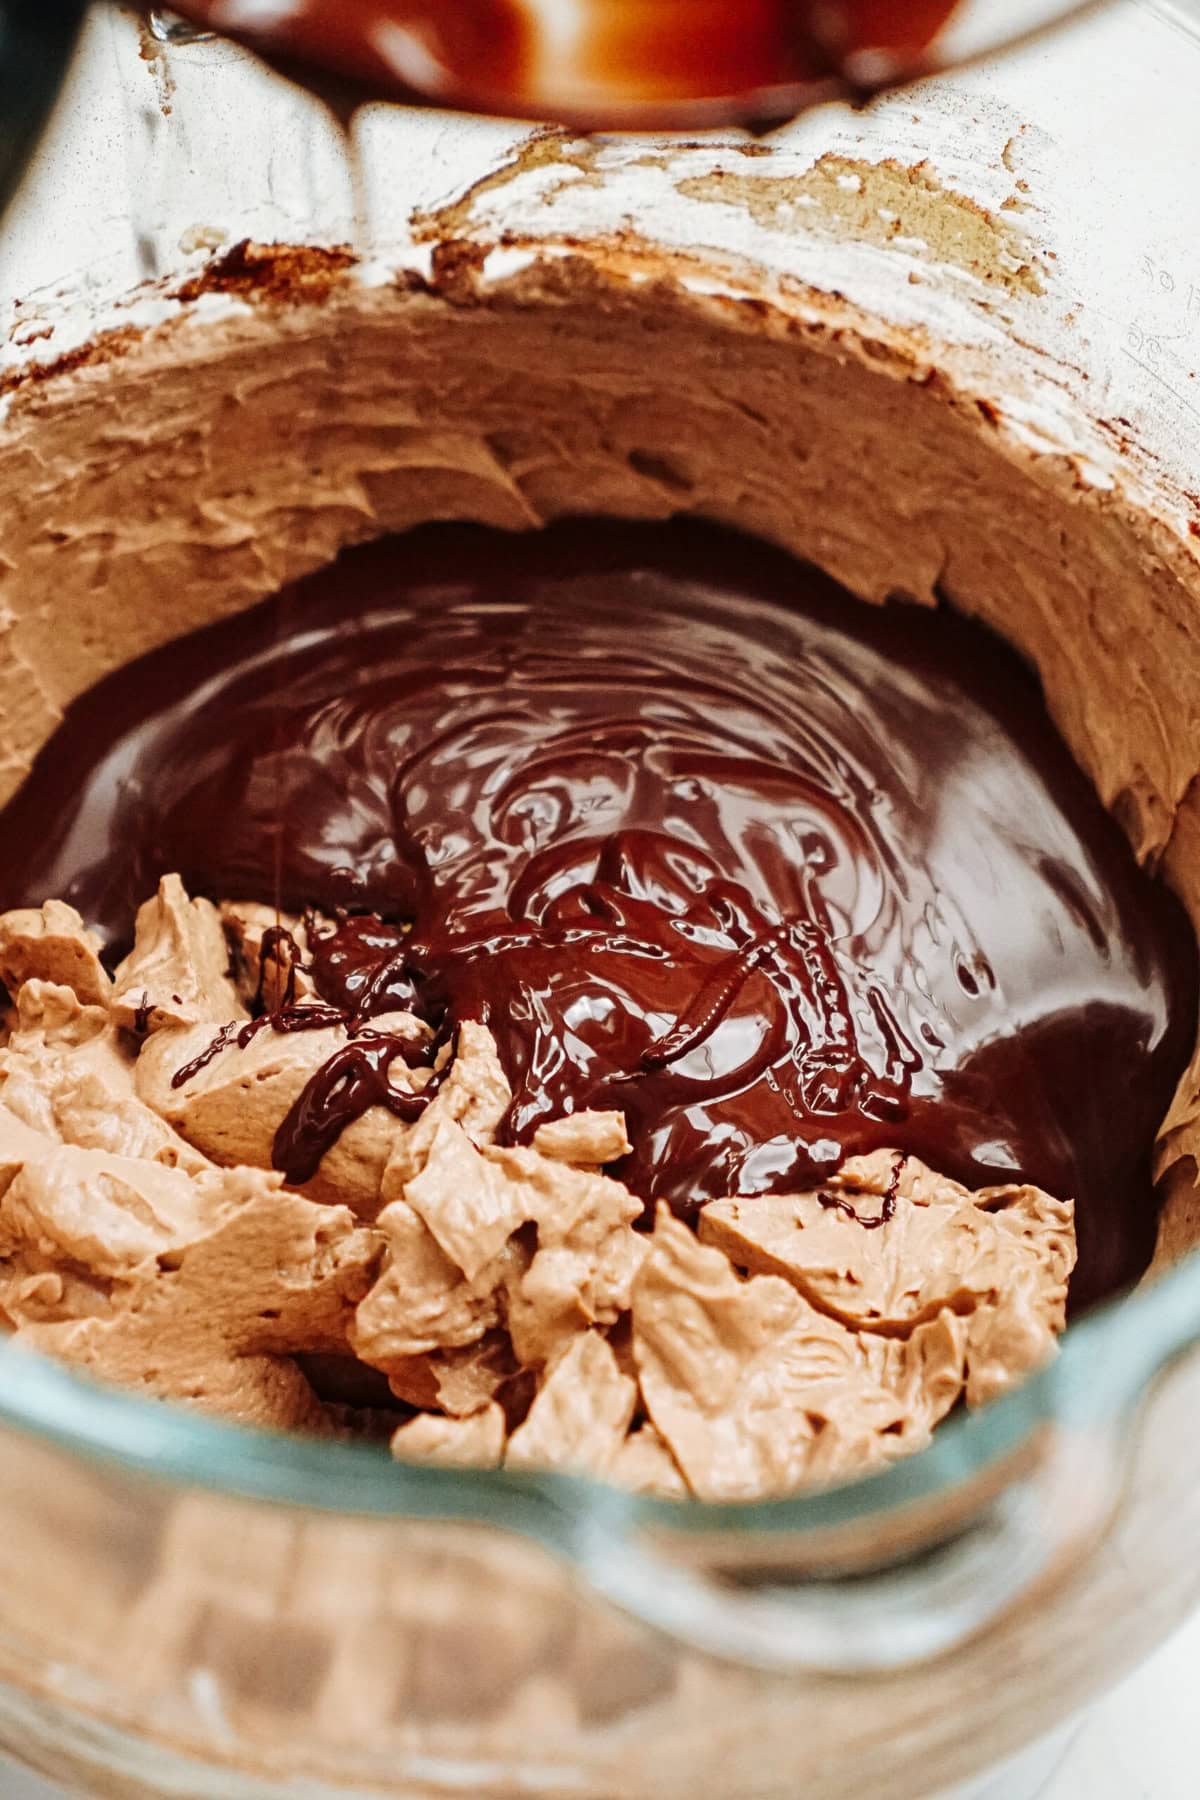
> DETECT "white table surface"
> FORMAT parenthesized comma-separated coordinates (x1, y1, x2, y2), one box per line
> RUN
(1, 1605, 1197, 1800)
(1036, 1605, 1200, 1800)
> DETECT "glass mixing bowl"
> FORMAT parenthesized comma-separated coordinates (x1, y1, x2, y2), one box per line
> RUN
(0, 5, 1199, 1796)
(0, 1264, 1197, 1799)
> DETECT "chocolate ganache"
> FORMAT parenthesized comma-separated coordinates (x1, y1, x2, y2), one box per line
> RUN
(3, 520, 1194, 1309)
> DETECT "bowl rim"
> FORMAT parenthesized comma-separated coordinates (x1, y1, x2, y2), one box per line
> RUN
(0, 1244, 1196, 1551)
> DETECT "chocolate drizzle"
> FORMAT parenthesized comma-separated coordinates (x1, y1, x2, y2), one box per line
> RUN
(819, 1152, 909, 1230)
(271, 1029, 439, 1184)
(4, 519, 1195, 1309)
(169, 984, 438, 1182)
(254, 924, 306, 1011)
(305, 913, 418, 1020)
(170, 1002, 347, 1088)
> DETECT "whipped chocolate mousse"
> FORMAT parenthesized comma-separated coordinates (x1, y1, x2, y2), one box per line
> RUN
(0, 519, 1189, 1496)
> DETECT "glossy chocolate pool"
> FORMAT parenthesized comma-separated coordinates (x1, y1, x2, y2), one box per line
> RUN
(4, 520, 1194, 1309)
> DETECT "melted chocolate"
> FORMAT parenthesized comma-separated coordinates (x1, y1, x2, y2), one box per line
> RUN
(169, 1003, 346, 1087)
(818, 1152, 908, 1231)
(3, 519, 1194, 1309)
(272, 1029, 438, 1184)
(306, 914, 419, 1020)
(254, 924, 306, 1011)
(167, 0, 960, 128)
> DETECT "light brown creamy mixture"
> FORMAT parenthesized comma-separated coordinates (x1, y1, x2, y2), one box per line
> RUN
(0, 879, 1076, 1499)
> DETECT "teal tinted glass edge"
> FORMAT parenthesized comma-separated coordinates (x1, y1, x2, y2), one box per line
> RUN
(0, 1246, 1193, 1553)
